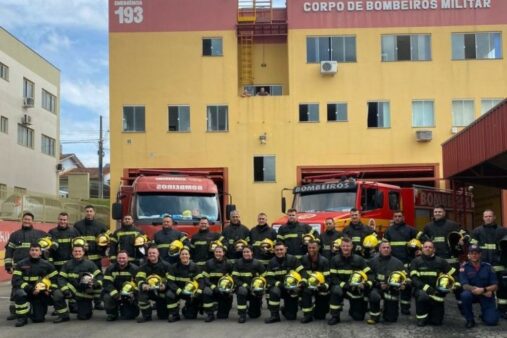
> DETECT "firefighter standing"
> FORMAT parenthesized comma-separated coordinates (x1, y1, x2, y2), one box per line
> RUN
(342, 208, 375, 257)
(48, 212, 80, 270)
(191, 217, 223, 267)
(109, 214, 145, 265)
(250, 212, 277, 266)
(202, 245, 233, 321)
(277, 208, 316, 259)
(153, 215, 190, 264)
(221, 210, 250, 264)
(103, 251, 139, 321)
(320, 218, 342, 260)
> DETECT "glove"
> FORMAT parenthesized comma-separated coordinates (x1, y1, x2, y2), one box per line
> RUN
(355, 245, 363, 252)
(5, 264, 13, 273)
(424, 286, 436, 295)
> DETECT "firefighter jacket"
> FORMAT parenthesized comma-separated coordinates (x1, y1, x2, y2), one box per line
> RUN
(265, 254, 307, 288)
(368, 254, 406, 287)
(320, 228, 342, 260)
(329, 253, 373, 289)
(48, 225, 80, 268)
(167, 261, 204, 294)
(300, 254, 331, 290)
(250, 224, 277, 265)
(277, 222, 316, 257)
(103, 262, 139, 298)
(190, 229, 222, 265)
(422, 218, 463, 262)
(135, 259, 171, 289)
(153, 226, 190, 260)
(232, 257, 265, 288)
(74, 218, 108, 261)
(58, 258, 103, 298)
(470, 223, 507, 271)
(12, 256, 58, 292)
(342, 222, 375, 256)
(109, 224, 145, 262)
(410, 254, 454, 301)
(5, 225, 48, 270)
(202, 257, 233, 288)
(384, 222, 423, 264)
(221, 222, 250, 261)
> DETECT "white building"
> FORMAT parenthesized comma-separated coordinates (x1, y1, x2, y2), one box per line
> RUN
(0, 27, 60, 197)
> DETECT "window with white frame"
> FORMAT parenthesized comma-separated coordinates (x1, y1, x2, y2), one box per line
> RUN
(0, 116, 7, 134)
(307, 36, 356, 63)
(367, 102, 391, 128)
(481, 99, 503, 115)
(452, 100, 475, 127)
(327, 103, 348, 122)
(0, 62, 8, 81)
(202, 38, 223, 56)
(123, 106, 145, 132)
(207, 105, 228, 131)
(0, 183, 6, 199)
(412, 100, 435, 127)
(452, 32, 502, 60)
(17, 124, 34, 148)
(168, 105, 190, 132)
(41, 134, 56, 156)
(23, 78, 34, 99)
(299, 103, 319, 122)
(42, 89, 57, 113)
(381, 34, 431, 61)
(253, 156, 276, 182)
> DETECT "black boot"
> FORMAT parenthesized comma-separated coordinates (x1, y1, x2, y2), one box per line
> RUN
(465, 320, 476, 329)
(106, 314, 118, 321)
(15, 317, 28, 327)
(168, 314, 180, 322)
(265, 312, 281, 324)
(137, 316, 152, 323)
(300, 315, 313, 324)
(53, 316, 70, 324)
(238, 314, 247, 324)
(7, 305, 16, 320)
(205, 312, 215, 323)
(94, 301, 104, 310)
(327, 315, 340, 325)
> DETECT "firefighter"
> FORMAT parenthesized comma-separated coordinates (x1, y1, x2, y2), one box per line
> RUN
(58, 244, 103, 320)
(250, 212, 277, 266)
(383, 210, 424, 314)
(470, 209, 507, 318)
(191, 217, 222, 267)
(459, 245, 499, 328)
(10, 242, 61, 327)
(277, 208, 316, 259)
(232, 245, 265, 323)
(48, 212, 80, 270)
(367, 240, 406, 324)
(153, 215, 190, 264)
(410, 240, 455, 326)
(4, 212, 48, 321)
(109, 214, 145, 265)
(320, 218, 342, 260)
(135, 245, 171, 322)
(265, 241, 307, 323)
(328, 237, 373, 325)
(73, 205, 108, 310)
(300, 240, 331, 323)
(166, 248, 204, 322)
(202, 245, 233, 322)
(103, 250, 139, 321)
(221, 210, 250, 264)
(342, 208, 375, 257)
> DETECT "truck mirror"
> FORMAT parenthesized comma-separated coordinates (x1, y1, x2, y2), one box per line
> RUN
(226, 204, 236, 220)
(112, 203, 123, 220)
(281, 197, 286, 213)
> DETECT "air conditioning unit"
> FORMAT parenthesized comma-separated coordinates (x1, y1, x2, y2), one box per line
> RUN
(451, 127, 459, 134)
(21, 114, 32, 125)
(23, 97, 34, 108)
(415, 130, 432, 142)
(320, 61, 337, 75)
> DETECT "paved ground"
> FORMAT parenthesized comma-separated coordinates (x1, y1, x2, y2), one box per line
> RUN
(0, 282, 506, 338)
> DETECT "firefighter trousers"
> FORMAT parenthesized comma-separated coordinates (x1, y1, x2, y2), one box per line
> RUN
(301, 288, 330, 320)
(460, 290, 499, 326)
(202, 287, 233, 318)
(400, 284, 412, 312)
(496, 271, 507, 314)
(166, 290, 201, 319)
(236, 286, 262, 318)
(368, 288, 399, 322)
(103, 293, 139, 319)
(415, 289, 445, 325)
(13, 289, 49, 322)
(138, 290, 168, 320)
(329, 285, 367, 321)
(267, 286, 299, 320)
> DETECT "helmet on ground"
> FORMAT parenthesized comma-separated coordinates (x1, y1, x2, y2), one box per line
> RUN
(168, 240, 184, 257)
(146, 274, 163, 289)
(121, 281, 137, 297)
(302, 233, 316, 246)
(209, 240, 224, 252)
(96, 233, 110, 247)
(363, 233, 379, 249)
(387, 271, 407, 289)
(217, 275, 234, 294)
(35, 278, 52, 292)
(134, 234, 148, 247)
(234, 239, 248, 252)
(332, 238, 342, 252)
(182, 280, 199, 296)
(80, 272, 94, 288)
(349, 270, 368, 287)
(260, 238, 274, 254)
(251, 276, 267, 295)
(38, 237, 52, 251)
(283, 270, 302, 290)
(307, 272, 325, 290)
(436, 274, 455, 293)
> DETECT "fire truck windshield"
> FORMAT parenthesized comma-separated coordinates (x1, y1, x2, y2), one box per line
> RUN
(294, 191, 356, 212)
(136, 193, 219, 222)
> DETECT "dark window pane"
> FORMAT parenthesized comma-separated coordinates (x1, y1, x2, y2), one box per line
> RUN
(254, 157, 264, 181)
(327, 104, 336, 121)
(397, 35, 411, 60)
(307, 37, 318, 63)
(299, 105, 309, 122)
(464, 34, 476, 59)
(344, 37, 356, 61)
(367, 102, 379, 127)
(319, 37, 330, 61)
(168, 106, 179, 131)
(331, 37, 344, 62)
(203, 39, 212, 56)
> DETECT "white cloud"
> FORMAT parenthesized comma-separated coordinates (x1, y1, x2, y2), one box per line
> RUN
(42, 30, 73, 53)
(61, 79, 109, 115)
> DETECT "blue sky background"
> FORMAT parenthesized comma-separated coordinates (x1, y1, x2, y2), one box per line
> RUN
(0, 0, 287, 167)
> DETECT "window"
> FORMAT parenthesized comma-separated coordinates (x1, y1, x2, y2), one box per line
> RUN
(388, 191, 400, 210)
(23, 78, 34, 99)
(0, 62, 8, 81)
(452, 32, 502, 60)
(327, 103, 348, 122)
(367, 102, 390, 128)
(243, 85, 283, 96)
(0, 116, 7, 134)
(361, 188, 383, 211)
(0, 183, 6, 199)
(123, 106, 145, 132)
(168, 105, 190, 132)
(452, 100, 475, 127)
(207, 105, 228, 131)
(307, 36, 356, 63)
(202, 38, 223, 56)
(382, 34, 431, 61)
(253, 156, 276, 182)
(412, 100, 435, 127)
(41, 135, 56, 156)
(481, 99, 503, 115)
(42, 90, 56, 113)
(299, 103, 319, 122)
(17, 124, 34, 148)
(14, 186, 26, 195)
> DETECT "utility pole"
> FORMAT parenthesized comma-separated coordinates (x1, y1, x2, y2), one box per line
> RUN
(98, 115, 104, 199)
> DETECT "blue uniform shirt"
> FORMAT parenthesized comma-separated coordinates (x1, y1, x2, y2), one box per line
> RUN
(459, 261, 497, 288)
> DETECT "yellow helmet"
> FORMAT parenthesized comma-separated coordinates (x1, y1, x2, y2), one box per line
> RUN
(284, 270, 302, 290)
(234, 239, 248, 252)
(96, 233, 110, 247)
(349, 270, 368, 287)
(251, 276, 267, 294)
(302, 233, 316, 246)
(407, 238, 422, 250)
(38, 237, 53, 250)
(168, 240, 184, 257)
(182, 280, 199, 296)
(436, 274, 455, 293)
(35, 278, 52, 292)
(260, 238, 274, 254)
(72, 236, 87, 249)
(209, 240, 224, 252)
(217, 275, 234, 294)
(307, 272, 325, 290)
(182, 210, 193, 219)
(134, 234, 148, 247)
(121, 281, 137, 297)
(146, 274, 163, 289)
(387, 271, 407, 288)
(363, 233, 379, 249)
(332, 238, 342, 252)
